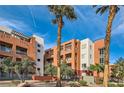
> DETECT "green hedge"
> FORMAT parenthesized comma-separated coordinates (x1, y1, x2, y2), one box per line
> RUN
(109, 83, 124, 87)
(78, 80, 87, 86)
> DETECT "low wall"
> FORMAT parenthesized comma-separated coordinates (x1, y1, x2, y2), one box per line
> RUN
(32, 75, 57, 81)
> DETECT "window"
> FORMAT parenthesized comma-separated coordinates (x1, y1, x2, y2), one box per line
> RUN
(50, 50, 53, 55)
(0, 42, 12, 52)
(82, 44, 86, 49)
(61, 46, 63, 50)
(66, 53, 71, 63)
(99, 48, 105, 64)
(16, 58, 21, 62)
(100, 48, 105, 55)
(90, 54, 92, 59)
(82, 54, 86, 58)
(65, 43, 72, 51)
(37, 44, 41, 47)
(16, 46, 27, 55)
(37, 49, 40, 52)
(100, 58, 104, 64)
(90, 45, 92, 50)
(37, 68, 40, 70)
(37, 59, 40, 61)
(82, 64, 86, 68)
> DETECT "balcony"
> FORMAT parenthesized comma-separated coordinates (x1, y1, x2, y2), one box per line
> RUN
(45, 50, 54, 58)
(65, 43, 72, 53)
(66, 58, 71, 63)
(16, 51, 27, 55)
(65, 53, 71, 63)
(0, 47, 11, 52)
(16, 46, 27, 55)
(0, 50, 13, 57)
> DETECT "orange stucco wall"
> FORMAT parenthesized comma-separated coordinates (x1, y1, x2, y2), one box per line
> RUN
(94, 39, 105, 64)
(93, 39, 105, 77)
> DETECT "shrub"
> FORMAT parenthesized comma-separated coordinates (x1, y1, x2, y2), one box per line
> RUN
(68, 81, 80, 87)
(97, 79, 103, 84)
(117, 84, 124, 87)
(108, 83, 117, 87)
(78, 80, 87, 86)
(11, 80, 21, 86)
(109, 83, 124, 87)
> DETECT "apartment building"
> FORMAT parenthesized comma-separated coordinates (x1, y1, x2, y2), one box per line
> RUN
(44, 38, 106, 77)
(79, 38, 105, 77)
(0, 26, 44, 76)
(44, 39, 80, 75)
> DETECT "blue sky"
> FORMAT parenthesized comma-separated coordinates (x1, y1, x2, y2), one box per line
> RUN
(0, 5, 124, 63)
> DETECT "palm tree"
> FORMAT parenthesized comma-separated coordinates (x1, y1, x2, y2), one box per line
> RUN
(93, 5, 120, 87)
(89, 64, 104, 84)
(48, 5, 77, 87)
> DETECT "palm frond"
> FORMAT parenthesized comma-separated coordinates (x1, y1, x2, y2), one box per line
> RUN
(48, 5, 77, 23)
(100, 6, 109, 15)
(96, 6, 109, 15)
(52, 19, 58, 24)
(115, 6, 120, 13)
(93, 5, 97, 8)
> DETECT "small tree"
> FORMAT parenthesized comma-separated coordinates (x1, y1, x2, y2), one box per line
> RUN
(45, 62, 74, 80)
(2, 57, 13, 79)
(45, 63, 57, 76)
(89, 64, 104, 84)
(14, 58, 35, 83)
(60, 62, 74, 80)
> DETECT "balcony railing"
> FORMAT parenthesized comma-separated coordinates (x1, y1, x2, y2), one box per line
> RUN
(16, 51, 27, 55)
(0, 32, 30, 47)
(66, 58, 71, 63)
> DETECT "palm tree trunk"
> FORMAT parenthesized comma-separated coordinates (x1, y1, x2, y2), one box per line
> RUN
(103, 5, 116, 87)
(56, 16, 63, 87)
(96, 72, 99, 84)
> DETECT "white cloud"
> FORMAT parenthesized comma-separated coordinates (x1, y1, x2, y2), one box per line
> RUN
(112, 22, 124, 35)
(0, 18, 33, 34)
(74, 6, 87, 21)
(112, 7, 124, 36)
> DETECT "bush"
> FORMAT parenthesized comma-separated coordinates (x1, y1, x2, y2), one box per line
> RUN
(78, 80, 87, 86)
(109, 83, 124, 87)
(97, 79, 103, 84)
(11, 80, 21, 86)
(117, 84, 124, 87)
(68, 81, 80, 87)
(108, 83, 117, 87)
